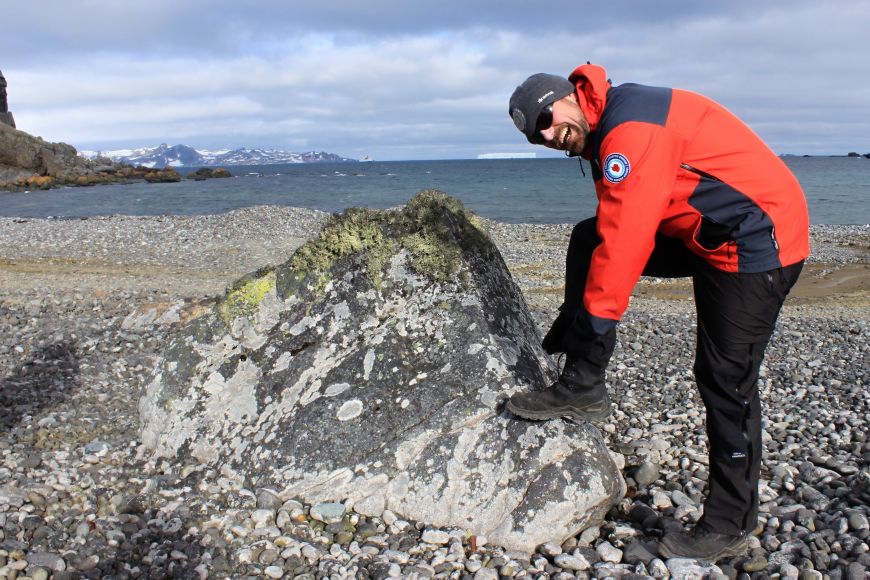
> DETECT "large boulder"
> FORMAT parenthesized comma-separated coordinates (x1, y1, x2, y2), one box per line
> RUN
(139, 191, 625, 551)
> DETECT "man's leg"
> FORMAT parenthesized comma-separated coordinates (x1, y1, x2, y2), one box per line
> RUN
(660, 261, 803, 560)
(543, 217, 695, 356)
(515, 217, 613, 421)
(514, 218, 694, 421)
(541, 217, 597, 355)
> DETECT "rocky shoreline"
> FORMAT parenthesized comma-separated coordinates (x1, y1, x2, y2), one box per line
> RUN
(0, 123, 233, 192)
(1, 206, 868, 579)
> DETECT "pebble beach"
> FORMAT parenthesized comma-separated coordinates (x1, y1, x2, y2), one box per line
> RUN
(0, 205, 868, 579)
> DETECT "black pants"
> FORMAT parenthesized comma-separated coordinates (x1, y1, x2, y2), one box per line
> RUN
(549, 217, 802, 535)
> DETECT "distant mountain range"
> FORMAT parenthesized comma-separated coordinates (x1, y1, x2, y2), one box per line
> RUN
(79, 143, 359, 168)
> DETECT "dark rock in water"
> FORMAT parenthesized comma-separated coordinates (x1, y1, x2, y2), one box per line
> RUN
(142, 166, 182, 183)
(187, 167, 232, 180)
(139, 191, 624, 550)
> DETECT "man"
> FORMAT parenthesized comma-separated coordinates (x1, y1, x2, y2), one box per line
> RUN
(506, 64, 809, 562)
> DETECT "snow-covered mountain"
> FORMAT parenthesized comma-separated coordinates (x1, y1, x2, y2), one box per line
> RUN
(79, 143, 358, 168)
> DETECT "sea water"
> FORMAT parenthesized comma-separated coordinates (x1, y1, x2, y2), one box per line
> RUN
(1, 157, 868, 224)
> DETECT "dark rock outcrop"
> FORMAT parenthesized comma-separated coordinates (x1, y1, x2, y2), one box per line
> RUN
(142, 167, 182, 183)
(0, 70, 7, 111)
(0, 123, 194, 191)
(187, 167, 232, 180)
(0, 73, 189, 190)
(139, 191, 625, 551)
(0, 69, 14, 129)
(0, 123, 86, 189)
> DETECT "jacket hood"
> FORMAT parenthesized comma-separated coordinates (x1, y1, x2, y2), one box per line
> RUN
(568, 63, 611, 132)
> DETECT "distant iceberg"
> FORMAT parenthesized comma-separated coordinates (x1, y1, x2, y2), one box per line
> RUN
(477, 152, 536, 159)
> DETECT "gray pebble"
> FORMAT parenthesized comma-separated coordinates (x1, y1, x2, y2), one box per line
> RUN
(596, 540, 623, 563)
(847, 511, 869, 532)
(554, 552, 592, 571)
(473, 568, 498, 580)
(633, 461, 660, 487)
(309, 502, 346, 524)
(421, 529, 450, 545)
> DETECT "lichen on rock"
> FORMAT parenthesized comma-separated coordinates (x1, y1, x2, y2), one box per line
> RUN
(396, 189, 489, 283)
(140, 190, 624, 551)
(217, 268, 277, 324)
(289, 206, 394, 291)
(288, 189, 488, 291)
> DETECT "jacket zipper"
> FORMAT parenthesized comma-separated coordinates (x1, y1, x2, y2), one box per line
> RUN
(682, 162, 735, 259)
(682, 162, 780, 256)
(680, 162, 722, 182)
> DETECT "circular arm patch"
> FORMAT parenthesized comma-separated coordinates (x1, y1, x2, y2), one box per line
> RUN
(603, 152, 630, 183)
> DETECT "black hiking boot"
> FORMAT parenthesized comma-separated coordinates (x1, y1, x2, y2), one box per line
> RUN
(658, 522, 749, 562)
(506, 359, 611, 422)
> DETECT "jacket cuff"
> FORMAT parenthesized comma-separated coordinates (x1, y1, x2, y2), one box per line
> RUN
(573, 303, 618, 338)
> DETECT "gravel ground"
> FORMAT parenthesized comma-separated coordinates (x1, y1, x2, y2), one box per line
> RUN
(0, 206, 868, 579)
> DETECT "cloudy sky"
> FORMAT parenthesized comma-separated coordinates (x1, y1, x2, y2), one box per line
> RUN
(2, 0, 868, 160)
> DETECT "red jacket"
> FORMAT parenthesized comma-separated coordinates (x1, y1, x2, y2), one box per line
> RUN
(569, 64, 809, 332)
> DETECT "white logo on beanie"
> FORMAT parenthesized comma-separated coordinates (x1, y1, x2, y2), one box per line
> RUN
(537, 90, 555, 104)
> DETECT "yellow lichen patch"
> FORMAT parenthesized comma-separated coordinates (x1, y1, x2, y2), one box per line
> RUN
(397, 190, 491, 282)
(218, 269, 276, 324)
(401, 231, 460, 283)
(364, 238, 398, 290)
(283, 190, 493, 291)
(404, 189, 488, 234)
(290, 208, 388, 282)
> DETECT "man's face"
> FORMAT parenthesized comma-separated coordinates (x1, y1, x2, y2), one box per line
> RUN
(536, 95, 590, 156)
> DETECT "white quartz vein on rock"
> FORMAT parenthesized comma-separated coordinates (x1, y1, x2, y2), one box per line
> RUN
(337, 399, 363, 421)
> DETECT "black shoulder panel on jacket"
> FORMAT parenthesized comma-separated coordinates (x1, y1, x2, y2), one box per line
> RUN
(592, 84, 672, 158)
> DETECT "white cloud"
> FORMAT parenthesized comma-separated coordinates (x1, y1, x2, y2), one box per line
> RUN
(2, 1, 869, 158)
